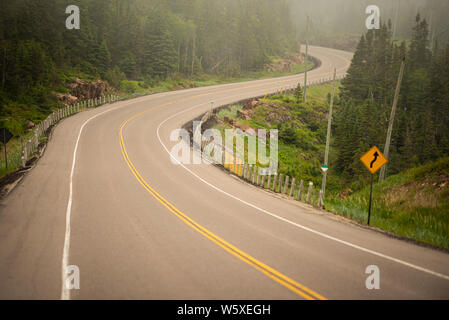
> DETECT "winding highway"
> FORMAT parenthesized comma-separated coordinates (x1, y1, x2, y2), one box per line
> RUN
(0, 46, 448, 300)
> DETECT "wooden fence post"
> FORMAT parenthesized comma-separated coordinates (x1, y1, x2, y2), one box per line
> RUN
(298, 180, 304, 201)
(307, 181, 313, 203)
(283, 175, 289, 194)
(278, 174, 283, 193)
(290, 178, 296, 197)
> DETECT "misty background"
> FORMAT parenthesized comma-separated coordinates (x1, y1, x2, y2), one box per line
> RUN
(290, 0, 449, 50)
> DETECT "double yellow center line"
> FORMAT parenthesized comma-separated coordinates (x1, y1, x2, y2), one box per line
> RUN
(118, 80, 329, 300)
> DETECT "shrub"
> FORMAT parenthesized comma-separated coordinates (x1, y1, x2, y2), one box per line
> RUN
(105, 67, 126, 89)
(120, 80, 140, 94)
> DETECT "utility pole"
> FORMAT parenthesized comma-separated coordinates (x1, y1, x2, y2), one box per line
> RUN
(303, 15, 309, 102)
(2, 47, 6, 90)
(392, 0, 400, 40)
(303, 41, 308, 102)
(379, 59, 405, 182)
(321, 68, 336, 200)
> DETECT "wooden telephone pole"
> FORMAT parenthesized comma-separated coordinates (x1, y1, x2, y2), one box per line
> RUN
(303, 16, 309, 102)
(379, 59, 405, 182)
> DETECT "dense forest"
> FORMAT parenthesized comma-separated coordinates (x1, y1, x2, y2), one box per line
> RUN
(334, 14, 449, 180)
(0, 0, 297, 135)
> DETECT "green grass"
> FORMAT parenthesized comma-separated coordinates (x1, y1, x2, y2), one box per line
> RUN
(144, 61, 314, 93)
(325, 157, 449, 250)
(214, 81, 449, 250)
(0, 130, 36, 176)
(216, 104, 241, 120)
(118, 60, 315, 96)
(214, 81, 345, 192)
(306, 82, 342, 101)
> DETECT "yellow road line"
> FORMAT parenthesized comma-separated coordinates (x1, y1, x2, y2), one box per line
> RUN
(114, 54, 352, 299)
(118, 104, 328, 301)
(119, 123, 325, 299)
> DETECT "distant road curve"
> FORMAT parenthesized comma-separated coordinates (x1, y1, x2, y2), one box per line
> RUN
(1, 46, 448, 299)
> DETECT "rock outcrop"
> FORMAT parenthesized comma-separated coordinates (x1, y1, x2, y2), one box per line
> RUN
(237, 109, 251, 120)
(242, 99, 258, 110)
(66, 78, 113, 100)
(55, 93, 78, 105)
(25, 120, 35, 129)
(55, 78, 115, 105)
(264, 54, 304, 73)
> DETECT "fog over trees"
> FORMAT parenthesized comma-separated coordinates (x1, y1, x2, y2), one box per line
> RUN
(0, 0, 297, 132)
(289, 0, 449, 50)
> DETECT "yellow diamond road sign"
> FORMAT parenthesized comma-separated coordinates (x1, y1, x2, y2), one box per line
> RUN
(360, 146, 388, 174)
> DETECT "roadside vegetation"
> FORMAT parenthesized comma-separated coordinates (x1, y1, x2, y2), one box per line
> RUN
(0, 58, 313, 180)
(215, 82, 344, 192)
(214, 82, 449, 250)
(326, 158, 449, 250)
(116, 60, 314, 96)
(214, 14, 449, 248)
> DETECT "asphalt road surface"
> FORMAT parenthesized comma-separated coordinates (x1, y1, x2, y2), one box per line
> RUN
(1, 46, 448, 300)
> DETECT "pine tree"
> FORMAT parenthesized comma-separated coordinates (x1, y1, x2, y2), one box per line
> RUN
(97, 40, 111, 77)
(143, 13, 177, 78)
(294, 83, 303, 101)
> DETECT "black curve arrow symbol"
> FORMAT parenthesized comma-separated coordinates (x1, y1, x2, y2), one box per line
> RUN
(370, 151, 379, 168)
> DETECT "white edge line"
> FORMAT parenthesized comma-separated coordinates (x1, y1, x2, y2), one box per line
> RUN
(61, 103, 132, 300)
(153, 96, 449, 282)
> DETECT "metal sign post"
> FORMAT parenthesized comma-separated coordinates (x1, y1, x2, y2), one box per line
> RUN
(360, 146, 388, 225)
(367, 173, 374, 224)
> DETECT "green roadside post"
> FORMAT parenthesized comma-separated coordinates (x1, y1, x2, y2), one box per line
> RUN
(320, 68, 336, 201)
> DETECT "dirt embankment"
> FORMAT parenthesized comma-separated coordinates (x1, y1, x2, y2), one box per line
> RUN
(55, 78, 115, 105)
(264, 54, 305, 72)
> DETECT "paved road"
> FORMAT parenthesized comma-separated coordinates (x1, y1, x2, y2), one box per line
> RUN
(0, 46, 448, 300)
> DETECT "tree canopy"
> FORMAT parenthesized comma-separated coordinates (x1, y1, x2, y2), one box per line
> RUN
(335, 14, 449, 180)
